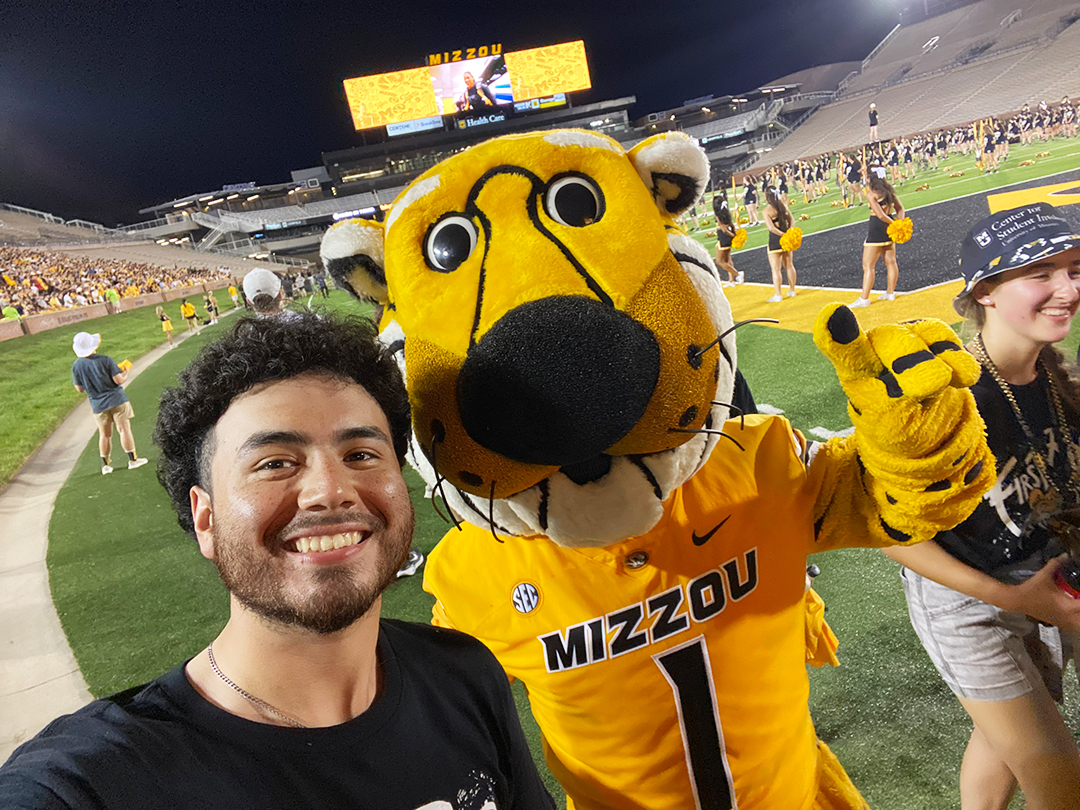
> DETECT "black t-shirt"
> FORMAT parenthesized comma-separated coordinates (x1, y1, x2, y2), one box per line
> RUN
(0, 620, 554, 810)
(936, 368, 1079, 582)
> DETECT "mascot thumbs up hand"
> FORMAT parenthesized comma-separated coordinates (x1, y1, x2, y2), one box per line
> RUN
(812, 303, 995, 547)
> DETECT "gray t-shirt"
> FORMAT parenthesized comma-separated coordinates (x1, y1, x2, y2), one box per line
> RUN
(72, 354, 128, 414)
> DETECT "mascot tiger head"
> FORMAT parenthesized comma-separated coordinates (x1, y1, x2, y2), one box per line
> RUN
(321, 130, 738, 548)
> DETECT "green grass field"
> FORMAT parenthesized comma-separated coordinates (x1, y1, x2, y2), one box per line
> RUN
(692, 138, 1080, 254)
(4, 138, 1079, 807)
(0, 299, 239, 487)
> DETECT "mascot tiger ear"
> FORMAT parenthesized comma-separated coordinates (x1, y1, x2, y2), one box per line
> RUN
(627, 131, 710, 219)
(320, 218, 388, 305)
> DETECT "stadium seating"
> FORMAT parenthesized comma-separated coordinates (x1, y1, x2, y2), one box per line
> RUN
(758, 11, 1080, 166)
(840, 0, 1078, 97)
(0, 209, 118, 248)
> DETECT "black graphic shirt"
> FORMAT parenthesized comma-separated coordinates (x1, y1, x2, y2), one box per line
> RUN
(0, 621, 554, 810)
(936, 368, 1079, 582)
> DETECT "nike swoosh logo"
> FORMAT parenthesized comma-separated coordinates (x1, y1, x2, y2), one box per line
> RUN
(692, 515, 731, 546)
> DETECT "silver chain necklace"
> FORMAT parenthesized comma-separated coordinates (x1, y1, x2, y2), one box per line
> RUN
(206, 642, 307, 729)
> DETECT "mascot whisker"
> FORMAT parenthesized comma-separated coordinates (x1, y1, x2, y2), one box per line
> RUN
(322, 129, 994, 809)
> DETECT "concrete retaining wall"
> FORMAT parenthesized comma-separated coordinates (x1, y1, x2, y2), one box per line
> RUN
(4, 279, 239, 341)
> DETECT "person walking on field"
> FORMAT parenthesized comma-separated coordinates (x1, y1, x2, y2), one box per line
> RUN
(70, 331, 149, 475)
(156, 305, 174, 347)
(179, 298, 198, 334)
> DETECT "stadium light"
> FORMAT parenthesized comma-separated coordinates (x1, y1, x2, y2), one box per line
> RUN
(246, 195, 260, 201)
(207, 199, 224, 206)
(225, 193, 240, 200)
(702, 107, 711, 113)
(173, 201, 192, 208)
(198, 195, 214, 201)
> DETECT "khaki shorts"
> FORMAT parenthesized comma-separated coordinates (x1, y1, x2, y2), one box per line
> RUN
(94, 400, 134, 429)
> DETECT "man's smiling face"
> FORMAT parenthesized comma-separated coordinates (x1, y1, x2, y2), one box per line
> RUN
(191, 372, 414, 634)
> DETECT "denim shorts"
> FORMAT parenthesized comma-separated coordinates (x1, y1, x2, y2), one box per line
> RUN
(901, 567, 1077, 702)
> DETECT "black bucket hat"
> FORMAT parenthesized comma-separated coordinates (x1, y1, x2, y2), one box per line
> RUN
(954, 202, 1080, 314)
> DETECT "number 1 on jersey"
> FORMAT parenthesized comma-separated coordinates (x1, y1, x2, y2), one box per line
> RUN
(654, 636, 737, 810)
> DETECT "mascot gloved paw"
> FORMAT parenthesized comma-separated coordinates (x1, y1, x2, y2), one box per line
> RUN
(813, 304, 995, 544)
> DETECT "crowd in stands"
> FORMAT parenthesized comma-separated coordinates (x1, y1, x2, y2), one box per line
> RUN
(0, 247, 233, 319)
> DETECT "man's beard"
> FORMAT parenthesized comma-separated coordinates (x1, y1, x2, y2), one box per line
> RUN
(211, 507, 414, 635)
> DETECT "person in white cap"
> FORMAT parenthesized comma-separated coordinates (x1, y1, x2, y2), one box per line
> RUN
(71, 332, 149, 474)
(242, 268, 300, 321)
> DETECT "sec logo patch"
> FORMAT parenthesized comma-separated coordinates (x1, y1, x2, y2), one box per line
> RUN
(511, 582, 541, 614)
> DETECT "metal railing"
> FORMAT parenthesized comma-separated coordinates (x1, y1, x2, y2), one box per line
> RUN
(0, 203, 67, 225)
(863, 23, 901, 70)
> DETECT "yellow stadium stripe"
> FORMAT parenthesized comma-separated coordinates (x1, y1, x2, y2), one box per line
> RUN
(723, 281, 965, 334)
(986, 179, 1080, 213)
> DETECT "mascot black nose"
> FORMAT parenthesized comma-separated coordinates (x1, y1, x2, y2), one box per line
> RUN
(458, 296, 661, 466)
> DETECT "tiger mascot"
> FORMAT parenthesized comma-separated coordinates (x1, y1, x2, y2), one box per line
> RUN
(321, 129, 993, 810)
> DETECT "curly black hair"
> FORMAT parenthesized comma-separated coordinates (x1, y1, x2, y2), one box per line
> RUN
(154, 312, 411, 539)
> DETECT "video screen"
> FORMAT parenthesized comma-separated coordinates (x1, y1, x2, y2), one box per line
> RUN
(341, 40, 592, 132)
(429, 55, 513, 115)
(343, 67, 439, 130)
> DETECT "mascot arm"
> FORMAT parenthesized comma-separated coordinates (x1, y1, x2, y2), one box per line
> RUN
(806, 304, 995, 552)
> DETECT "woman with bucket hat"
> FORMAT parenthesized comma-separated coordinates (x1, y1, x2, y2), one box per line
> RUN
(885, 203, 1080, 808)
(71, 331, 149, 475)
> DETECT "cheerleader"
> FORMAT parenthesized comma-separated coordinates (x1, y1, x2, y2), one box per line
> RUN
(846, 152, 863, 206)
(782, 167, 793, 206)
(902, 138, 914, 179)
(815, 157, 828, 197)
(982, 121, 999, 173)
(763, 186, 797, 302)
(1006, 117, 1020, 156)
(924, 134, 938, 169)
(156, 305, 174, 347)
(712, 187, 742, 285)
(994, 121, 1008, 163)
(1062, 98, 1076, 138)
(1019, 105, 1034, 145)
(742, 177, 759, 226)
(851, 175, 903, 307)
(887, 140, 901, 183)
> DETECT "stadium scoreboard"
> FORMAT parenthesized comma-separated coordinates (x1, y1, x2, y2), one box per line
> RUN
(343, 40, 592, 136)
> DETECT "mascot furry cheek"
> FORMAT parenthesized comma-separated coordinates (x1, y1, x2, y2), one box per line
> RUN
(322, 130, 736, 547)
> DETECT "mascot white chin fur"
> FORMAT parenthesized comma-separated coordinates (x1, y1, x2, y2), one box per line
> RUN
(322, 129, 993, 809)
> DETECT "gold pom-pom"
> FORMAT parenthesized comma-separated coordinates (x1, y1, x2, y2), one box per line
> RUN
(1036, 151, 1051, 158)
(731, 228, 748, 250)
(915, 183, 930, 191)
(799, 214, 811, 221)
(887, 217, 914, 244)
(779, 227, 803, 252)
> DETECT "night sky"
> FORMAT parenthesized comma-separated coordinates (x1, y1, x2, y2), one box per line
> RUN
(2, 0, 905, 226)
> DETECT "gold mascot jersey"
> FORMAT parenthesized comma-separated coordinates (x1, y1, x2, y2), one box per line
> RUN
(426, 415, 866, 810)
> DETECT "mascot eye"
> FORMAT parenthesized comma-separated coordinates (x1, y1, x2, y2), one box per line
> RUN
(545, 176, 603, 227)
(425, 215, 478, 273)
